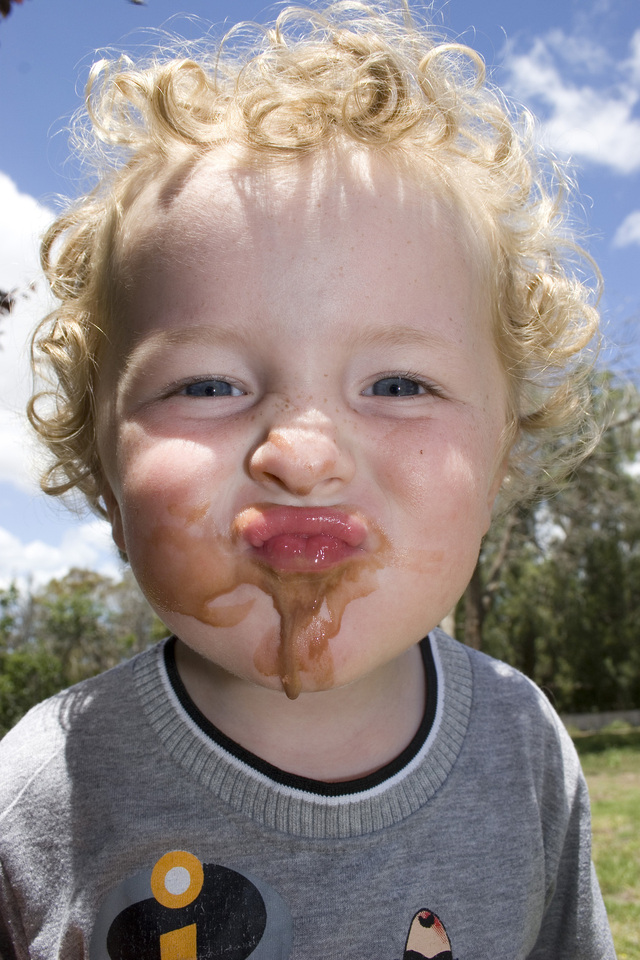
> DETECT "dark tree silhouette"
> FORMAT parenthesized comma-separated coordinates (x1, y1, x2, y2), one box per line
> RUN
(1, 0, 146, 14)
(0, 290, 16, 314)
(0, 0, 23, 18)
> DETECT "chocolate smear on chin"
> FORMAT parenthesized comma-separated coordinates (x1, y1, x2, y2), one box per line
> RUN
(135, 504, 389, 700)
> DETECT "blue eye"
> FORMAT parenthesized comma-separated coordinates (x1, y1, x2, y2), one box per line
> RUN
(183, 380, 243, 398)
(367, 377, 424, 397)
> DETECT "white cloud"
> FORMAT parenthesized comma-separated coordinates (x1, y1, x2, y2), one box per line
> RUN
(504, 29, 640, 175)
(0, 174, 123, 588)
(0, 520, 121, 590)
(0, 171, 54, 290)
(0, 176, 123, 589)
(613, 210, 640, 248)
(0, 172, 55, 494)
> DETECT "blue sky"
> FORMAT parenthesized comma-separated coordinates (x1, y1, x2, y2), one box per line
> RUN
(0, 0, 639, 587)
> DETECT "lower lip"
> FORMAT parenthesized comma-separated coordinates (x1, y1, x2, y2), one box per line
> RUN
(236, 508, 368, 572)
(259, 533, 361, 570)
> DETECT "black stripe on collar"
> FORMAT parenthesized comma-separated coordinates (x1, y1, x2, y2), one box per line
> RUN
(163, 635, 438, 798)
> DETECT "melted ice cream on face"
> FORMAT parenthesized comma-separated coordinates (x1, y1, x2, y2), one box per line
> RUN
(135, 501, 390, 699)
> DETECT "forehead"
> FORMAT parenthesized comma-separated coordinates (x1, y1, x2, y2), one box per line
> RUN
(114, 148, 487, 303)
(103, 148, 498, 393)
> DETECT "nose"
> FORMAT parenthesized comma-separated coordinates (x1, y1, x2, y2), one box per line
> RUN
(248, 407, 355, 497)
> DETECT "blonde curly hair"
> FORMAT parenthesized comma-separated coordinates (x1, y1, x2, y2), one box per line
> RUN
(29, 0, 600, 516)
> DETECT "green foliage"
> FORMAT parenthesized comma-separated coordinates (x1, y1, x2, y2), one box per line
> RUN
(461, 372, 640, 712)
(573, 727, 640, 763)
(579, 729, 640, 957)
(0, 567, 164, 736)
(0, 647, 65, 737)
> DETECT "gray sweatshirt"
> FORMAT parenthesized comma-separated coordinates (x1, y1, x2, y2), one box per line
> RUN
(0, 630, 616, 960)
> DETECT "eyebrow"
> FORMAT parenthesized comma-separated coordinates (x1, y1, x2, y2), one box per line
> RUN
(119, 324, 248, 376)
(128, 324, 248, 351)
(355, 323, 457, 352)
(118, 318, 457, 390)
(127, 319, 455, 352)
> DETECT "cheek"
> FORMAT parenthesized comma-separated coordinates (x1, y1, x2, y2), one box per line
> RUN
(375, 419, 497, 532)
(116, 428, 234, 515)
(112, 458, 257, 658)
(109, 429, 230, 571)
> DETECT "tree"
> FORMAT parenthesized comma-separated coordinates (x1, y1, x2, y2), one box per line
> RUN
(0, 0, 23, 18)
(459, 371, 640, 712)
(1, 0, 146, 14)
(0, 580, 63, 735)
(0, 568, 164, 735)
(0, 290, 16, 314)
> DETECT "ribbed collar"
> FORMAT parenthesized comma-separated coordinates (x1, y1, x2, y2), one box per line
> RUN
(132, 629, 472, 839)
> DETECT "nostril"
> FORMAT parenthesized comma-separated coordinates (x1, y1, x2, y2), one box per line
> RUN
(260, 470, 315, 497)
(262, 471, 287, 489)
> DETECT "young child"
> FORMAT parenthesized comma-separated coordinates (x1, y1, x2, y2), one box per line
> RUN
(0, 2, 616, 958)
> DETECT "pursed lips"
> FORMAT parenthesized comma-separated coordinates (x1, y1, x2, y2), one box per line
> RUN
(234, 505, 369, 572)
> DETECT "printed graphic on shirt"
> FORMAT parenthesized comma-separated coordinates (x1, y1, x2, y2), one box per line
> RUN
(91, 848, 455, 960)
(402, 909, 454, 960)
(90, 850, 293, 960)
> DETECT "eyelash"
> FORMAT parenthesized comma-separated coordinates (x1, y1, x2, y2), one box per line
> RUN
(362, 372, 445, 398)
(171, 377, 246, 398)
(163, 372, 444, 401)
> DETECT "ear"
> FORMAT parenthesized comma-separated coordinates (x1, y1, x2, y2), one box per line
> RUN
(486, 419, 518, 518)
(101, 483, 126, 555)
(482, 456, 508, 537)
(488, 454, 509, 505)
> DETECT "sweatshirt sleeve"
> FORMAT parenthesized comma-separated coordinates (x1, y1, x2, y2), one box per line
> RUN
(527, 723, 617, 960)
(0, 859, 28, 960)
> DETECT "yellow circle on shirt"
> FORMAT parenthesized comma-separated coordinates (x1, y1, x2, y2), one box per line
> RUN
(150, 850, 205, 909)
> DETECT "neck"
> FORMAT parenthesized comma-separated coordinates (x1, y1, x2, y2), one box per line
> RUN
(174, 640, 426, 783)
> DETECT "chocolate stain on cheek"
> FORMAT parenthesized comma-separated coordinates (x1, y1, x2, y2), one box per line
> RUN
(136, 504, 390, 700)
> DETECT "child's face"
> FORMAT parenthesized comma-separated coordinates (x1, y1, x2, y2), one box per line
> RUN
(98, 151, 508, 698)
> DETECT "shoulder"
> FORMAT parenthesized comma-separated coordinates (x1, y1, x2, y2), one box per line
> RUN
(432, 627, 561, 717)
(0, 648, 156, 817)
(431, 629, 581, 791)
(433, 628, 566, 726)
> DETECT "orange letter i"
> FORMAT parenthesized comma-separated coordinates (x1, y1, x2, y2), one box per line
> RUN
(160, 923, 197, 960)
